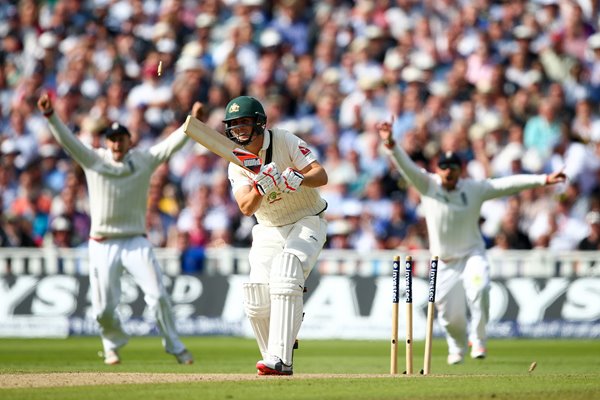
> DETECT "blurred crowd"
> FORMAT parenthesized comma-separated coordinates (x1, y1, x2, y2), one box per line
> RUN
(1, 0, 600, 265)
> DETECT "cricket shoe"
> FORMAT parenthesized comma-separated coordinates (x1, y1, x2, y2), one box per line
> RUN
(174, 349, 194, 365)
(256, 356, 293, 376)
(470, 347, 487, 359)
(447, 353, 464, 365)
(103, 350, 121, 365)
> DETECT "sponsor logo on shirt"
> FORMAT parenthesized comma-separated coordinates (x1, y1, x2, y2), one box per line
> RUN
(299, 146, 311, 156)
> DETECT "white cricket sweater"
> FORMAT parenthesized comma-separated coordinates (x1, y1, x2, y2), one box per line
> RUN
(228, 129, 327, 227)
(47, 114, 188, 239)
(387, 145, 547, 259)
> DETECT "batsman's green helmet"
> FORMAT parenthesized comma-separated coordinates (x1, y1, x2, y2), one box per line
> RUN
(223, 96, 266, 124)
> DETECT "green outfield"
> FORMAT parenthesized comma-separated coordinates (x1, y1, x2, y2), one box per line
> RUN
(1, 336, 599, 400)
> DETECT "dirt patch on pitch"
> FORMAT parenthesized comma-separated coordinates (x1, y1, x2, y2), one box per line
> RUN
(0, 372, 401, 388)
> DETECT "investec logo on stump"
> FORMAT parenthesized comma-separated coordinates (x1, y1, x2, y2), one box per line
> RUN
(0, 274, 599, 338)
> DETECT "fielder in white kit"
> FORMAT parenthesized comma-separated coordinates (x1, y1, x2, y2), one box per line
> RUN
(377, 121, 566, 365)
(224, 96, 328, 375)
(37, 93, 203, 365)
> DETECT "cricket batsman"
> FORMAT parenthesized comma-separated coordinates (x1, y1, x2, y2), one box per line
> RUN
(224, 96, 328, 375)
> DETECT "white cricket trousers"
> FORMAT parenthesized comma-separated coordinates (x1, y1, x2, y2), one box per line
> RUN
(248, 215, 328, 282)
(88, 236, 185, 355)
(435, 252, 491, 356)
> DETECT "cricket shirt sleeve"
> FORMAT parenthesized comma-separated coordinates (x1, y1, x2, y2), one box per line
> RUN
(46, 113, 103, 170)
(148, 125, 189, 165)
(479, 174, 547, 201)
(285, 131, 318, 170)
(228, 162, 254, 195)
(386, 144, 433, 195)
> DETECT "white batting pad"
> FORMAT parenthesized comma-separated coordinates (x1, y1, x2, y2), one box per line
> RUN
(268, 252, 304, 366)
(243, 282, 271, 359)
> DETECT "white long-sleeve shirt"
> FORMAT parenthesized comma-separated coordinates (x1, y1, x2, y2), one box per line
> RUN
(386, 145, 547, 259)
(47, 114, 188, 238)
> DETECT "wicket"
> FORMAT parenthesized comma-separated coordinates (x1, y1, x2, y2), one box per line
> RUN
(422, 256, 438, 375)
(390, 255, 438, 376)
(404, 255, 413, 375)
(390, 255, 400, 375)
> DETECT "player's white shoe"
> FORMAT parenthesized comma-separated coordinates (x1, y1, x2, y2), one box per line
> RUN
(470, 347, 487, 359)
(104, 350, 120, 365)
(256, 356, 293, 376)
(174, 349, 194, 365)
(447, 353, 464, 365)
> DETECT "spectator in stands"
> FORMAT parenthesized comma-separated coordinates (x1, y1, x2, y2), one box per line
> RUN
(587, 33, 600, 103)
(326, 219, 354, 250)
(4, 109, 38, 170)
(570, 98, 598, 142)
(339, 76, 387, 132)
(126, 59, 173, 130)
(176, 230, 205, 275)
(146, 181, 177, 249)
(44, 215, 73, 248)
(552, 2, 595, 62)
(0, 142, 20, 212)
(176, 186, 211, 247)
(466, 34, 497, 87)
(10, 161, 52, 244)
(361, 178, 393, 223)
(530, 185, 589, 252)
(578, 211, 600, 250)
(523, 98, 562, 163)
(498, 210, 533, 250)
(381, 198, 416, 249)
(38, 143, 66, 194)
(0, 0, 597, 273)
(49, 186, 90, 248)
(180, 144, 218, 197)
(0, 213, 36, 248)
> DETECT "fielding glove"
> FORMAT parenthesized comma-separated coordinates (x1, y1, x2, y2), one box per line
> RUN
(279, 168, 304, 193)
(253, 162, 282, 196)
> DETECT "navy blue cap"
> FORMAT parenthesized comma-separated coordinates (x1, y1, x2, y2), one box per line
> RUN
(103, 122, 131, 139)
(437, 151, 462, 168)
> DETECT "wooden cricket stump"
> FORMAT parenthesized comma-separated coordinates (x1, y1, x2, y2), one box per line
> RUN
(422, 256, 438, 375)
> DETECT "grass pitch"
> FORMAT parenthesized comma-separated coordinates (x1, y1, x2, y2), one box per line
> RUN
(1, 336, 599, 399)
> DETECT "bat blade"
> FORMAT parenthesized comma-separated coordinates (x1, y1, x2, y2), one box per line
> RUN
(183, 115, 263, 173)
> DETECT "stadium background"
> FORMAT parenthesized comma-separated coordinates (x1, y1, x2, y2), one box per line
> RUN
(1, 1, 600, 339)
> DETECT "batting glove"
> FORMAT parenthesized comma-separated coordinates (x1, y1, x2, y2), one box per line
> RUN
(279, 168, 304, 193)
(253, 162, 282, 196)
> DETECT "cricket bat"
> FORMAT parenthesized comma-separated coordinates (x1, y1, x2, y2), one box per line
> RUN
(183, 115, 263, 173)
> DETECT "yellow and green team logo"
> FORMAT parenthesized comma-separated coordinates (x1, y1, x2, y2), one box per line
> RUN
(267, 191, 282, 204)
(229, 103, 240, 113)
